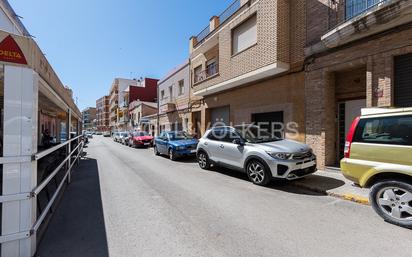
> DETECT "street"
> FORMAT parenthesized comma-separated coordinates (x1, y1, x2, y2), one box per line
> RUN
(38, 136, 412, 257)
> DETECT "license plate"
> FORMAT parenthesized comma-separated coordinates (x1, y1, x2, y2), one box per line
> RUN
(144, 143, 150, 146)
(190, 150, 197, 153)
(301, 162, 314, 169)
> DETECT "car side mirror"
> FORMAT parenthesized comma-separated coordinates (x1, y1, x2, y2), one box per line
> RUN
(233, 138, 245, 146)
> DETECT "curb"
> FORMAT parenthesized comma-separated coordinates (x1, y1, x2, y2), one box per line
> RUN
(330, 192, 370, 205)
(291, 183, 370, 206)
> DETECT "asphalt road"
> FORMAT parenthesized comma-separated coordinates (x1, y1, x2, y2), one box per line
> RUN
(38, 136, 412, 257)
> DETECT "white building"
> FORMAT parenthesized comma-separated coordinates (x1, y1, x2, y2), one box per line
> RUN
(0, 1, 82, 256)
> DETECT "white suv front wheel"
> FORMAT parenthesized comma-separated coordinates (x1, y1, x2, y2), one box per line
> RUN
(246, 160, 271, 186)
(197, 151, 211, 170)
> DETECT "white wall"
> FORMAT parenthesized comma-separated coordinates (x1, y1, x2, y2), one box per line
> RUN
(0, 6, 24, 35)
(117, 78, 141, 108)
(158, 63, 190, 114)
(2, 65, 38, 257)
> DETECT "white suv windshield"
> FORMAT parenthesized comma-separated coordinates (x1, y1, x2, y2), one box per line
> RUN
(235, 126, 281, 143)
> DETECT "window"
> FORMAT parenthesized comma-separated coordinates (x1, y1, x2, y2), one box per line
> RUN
(207, 128, 239, 143)
(178, 80, 184, 96)
(161, 90, 165, 100)
(207, 128, 224, 141)
(206, 59, 218, 77)
(194, 65, 203, 83)
(169, 86, 173, 101)
(354, 115, 412, 146)
(232, 14, 257, 55)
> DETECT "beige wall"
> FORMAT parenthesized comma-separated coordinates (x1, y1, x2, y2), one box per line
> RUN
(190, 0, 303, 93)
(305, 26, 412, 168)
(159, 112, 191, 132)
(197, 72, 306, 142)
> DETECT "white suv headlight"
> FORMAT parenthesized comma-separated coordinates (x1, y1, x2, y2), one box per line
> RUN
(267, 152, 292, 160)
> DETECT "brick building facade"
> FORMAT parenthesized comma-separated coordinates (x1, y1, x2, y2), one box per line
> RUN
(305, 0, 412, 168)
(108, 77, 158, 131)
(96, 95, 110, 132)
(158, 60, 193, 133)
(189, 0, 306, 141)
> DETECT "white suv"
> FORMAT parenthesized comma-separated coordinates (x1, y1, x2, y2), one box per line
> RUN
(196, 125, 317, 186)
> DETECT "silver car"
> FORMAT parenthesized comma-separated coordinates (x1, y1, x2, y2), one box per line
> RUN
(118, 132, 129, 144)
(196, 125, 317, 186)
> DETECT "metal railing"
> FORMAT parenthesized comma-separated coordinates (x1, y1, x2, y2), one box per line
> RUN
(194, 63, 219, 84)
(345, 0, 388, 20)
(219, 0, 241, 24)
(194, 0, 243, 46)
(196, 25, 210, 44)
(0, 135, 84, 244)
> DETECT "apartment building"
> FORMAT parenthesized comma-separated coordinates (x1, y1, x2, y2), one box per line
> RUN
(82, 107, 97, 131)
(109, 77, 158, 131)
(96, 95, 110, 132)
(189, 0, 306, 141)
(129, 100, 158, 130)
(305, 0, 412, 168)
(158, 60, 196, 133)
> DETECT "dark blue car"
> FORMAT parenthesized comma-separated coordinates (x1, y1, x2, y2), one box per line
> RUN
(154, 131, 199, 161)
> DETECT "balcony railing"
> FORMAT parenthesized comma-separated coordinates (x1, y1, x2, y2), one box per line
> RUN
(346, 0, 388, 20)
(196, 26, 210, 44)
(195, 0, 242, 45)
(194, 63, 219, 84)
(219, 0, 241, 24)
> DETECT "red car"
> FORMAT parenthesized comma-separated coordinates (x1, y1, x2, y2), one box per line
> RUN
(128, 131, 154, 148)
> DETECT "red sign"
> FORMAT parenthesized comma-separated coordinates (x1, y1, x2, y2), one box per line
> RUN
(0, 35, 27, 65)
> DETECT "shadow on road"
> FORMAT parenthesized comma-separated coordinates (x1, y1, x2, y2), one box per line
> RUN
(36, 158, 109, 257)
(156, 154, 198, 164)
(212, 166, 345, 196)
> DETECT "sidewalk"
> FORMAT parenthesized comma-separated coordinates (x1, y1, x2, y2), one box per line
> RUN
(289, 171, 370, 205)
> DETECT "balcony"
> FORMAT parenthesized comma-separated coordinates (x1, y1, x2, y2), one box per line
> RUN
(322, 0, 412, 48)
(194, 0, 242, 46)
(189, 0, 290, 97)
(346, 0, 387, 20)
(118, 116, 129, 124)
(194, 63, 219, 84)
(110, 92, 118, 103)
(110, 101, 118, 111)
(166, 102, 176, 113)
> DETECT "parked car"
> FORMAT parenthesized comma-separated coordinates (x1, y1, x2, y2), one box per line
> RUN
(154, 131, 198, 161)
(119, 132, 129, 145)
(113, 132, 121, 142)
(96, 131, 103, 135)
(128, 131, 154, 148)
(103, 131, 111, 137)
(82, 132, 89, 144)
(196, 125, 317, 186)
(341, 107, 412, 228)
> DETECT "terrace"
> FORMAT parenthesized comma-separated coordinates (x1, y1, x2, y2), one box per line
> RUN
(322, 0, 412, 48)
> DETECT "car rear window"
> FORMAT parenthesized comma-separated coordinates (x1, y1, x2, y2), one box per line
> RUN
(354, 115, 412, 146)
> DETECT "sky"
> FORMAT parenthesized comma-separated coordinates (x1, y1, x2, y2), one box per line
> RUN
(8, 0, 232, 110)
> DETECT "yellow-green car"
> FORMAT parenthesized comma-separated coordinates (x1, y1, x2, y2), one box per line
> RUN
(341, 107, 412, 228)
